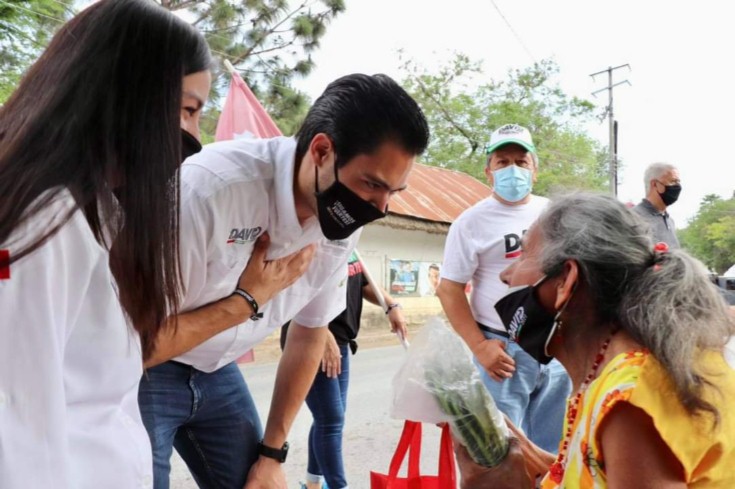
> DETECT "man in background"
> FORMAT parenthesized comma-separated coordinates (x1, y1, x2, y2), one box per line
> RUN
(633, 162, 682, 248)
(437, 123, 571, 454)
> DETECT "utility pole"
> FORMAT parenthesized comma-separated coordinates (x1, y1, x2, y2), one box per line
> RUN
(590, 64, 631, 196)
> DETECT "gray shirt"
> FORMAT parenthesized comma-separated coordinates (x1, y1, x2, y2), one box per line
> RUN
(632, 198, 680, 249)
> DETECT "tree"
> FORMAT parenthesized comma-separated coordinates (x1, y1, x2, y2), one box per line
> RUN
(1, 1, 345, 136)
(158, 0, 346, 138)
(678, 193, 735, 274)
(400, 54, 609, 194)
(0, 0, 71, 102)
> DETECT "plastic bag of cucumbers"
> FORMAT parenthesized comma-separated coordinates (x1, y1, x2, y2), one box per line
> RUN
(391, 316, 510, 467)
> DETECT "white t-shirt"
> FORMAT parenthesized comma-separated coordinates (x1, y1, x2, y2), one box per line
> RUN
(175, 137, 355, 372)
(441, 195, 548, 329)
(0, 191, 152, 489)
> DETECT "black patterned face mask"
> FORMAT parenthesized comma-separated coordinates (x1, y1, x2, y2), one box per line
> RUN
(494, 276, 573, 364)
(314, 164, 386, 241)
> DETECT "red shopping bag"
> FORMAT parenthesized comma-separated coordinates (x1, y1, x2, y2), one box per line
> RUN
(370, 421, 456, 489)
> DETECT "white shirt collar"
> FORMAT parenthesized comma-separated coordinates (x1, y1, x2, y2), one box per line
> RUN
(267, 137, 322, 258)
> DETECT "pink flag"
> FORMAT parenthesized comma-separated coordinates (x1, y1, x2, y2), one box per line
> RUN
(215, 67, 281, 364)
(215, 71, 282, 141)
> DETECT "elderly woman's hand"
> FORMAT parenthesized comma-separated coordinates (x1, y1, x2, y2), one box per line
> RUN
(504, 415, 556, 480)
(454, 437, 533, 489)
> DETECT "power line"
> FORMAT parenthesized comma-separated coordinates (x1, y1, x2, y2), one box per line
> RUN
(590, 64, 631, 196)
(489, 0, 536, 63)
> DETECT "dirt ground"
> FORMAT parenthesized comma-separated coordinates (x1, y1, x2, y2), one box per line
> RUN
(251, 317, 432, 364)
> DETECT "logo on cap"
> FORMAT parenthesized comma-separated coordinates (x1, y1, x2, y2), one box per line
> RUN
(485, 123, 536, 155)
(498, 124, 524, 135)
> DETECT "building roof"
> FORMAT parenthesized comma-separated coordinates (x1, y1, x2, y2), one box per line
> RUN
(388, 163, 491, 224)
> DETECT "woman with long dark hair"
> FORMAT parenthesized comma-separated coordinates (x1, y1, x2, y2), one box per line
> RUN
(0, 0, 211, 486)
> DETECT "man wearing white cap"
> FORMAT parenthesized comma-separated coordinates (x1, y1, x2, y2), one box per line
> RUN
(437, 123, 571, 454)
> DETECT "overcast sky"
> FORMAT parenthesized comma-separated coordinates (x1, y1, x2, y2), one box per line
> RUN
(292, 0, 735, 226)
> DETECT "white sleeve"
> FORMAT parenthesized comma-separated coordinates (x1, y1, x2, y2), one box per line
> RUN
(440, 214, 478, 284)
(293, 256, 349, 328)
(0, 211, 93, 487)
(177, 179, 216, 310)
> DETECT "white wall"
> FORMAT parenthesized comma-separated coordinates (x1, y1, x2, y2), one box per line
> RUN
(356, 222, 448, 327)
(357, 222, 446, 289)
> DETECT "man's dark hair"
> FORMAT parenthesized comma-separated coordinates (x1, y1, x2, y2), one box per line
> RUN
(295, 74, 429, 167)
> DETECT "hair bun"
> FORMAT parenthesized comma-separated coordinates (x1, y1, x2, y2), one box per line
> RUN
(651, 242, 670, 271)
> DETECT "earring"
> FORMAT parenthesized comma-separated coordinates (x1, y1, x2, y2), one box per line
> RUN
(555, 319, 564, 338)
(544, 319, 564, 357)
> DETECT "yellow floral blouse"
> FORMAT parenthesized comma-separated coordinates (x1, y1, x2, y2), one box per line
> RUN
(540, 349, 735, 488)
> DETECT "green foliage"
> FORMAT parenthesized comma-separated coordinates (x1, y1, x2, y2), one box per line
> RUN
(260, 73, 310, 135)
(0, 0, 71, 103)
(158, 0, 346, 137)
(400, 54, 608, 194)
(0, 0, 343, 136)
(678, 193, 735, 274)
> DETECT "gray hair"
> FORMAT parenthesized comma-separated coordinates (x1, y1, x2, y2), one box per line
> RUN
(537, 192, 734, 424)
(643, 162, 676, 192)
(486, 150, 539, 168)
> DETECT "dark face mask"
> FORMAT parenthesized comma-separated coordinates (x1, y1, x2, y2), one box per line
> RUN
(112, 129, 201, 203)
(181, 128, 203, 163)
(315, 163, 387, 241)
(658, 183, 681, 206)
(494, 276, 571, 364)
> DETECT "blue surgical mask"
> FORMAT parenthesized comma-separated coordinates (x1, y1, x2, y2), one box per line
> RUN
(492, 165, 533, 203)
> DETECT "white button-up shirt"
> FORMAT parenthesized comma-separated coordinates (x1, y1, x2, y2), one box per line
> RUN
(175, 137, 355, 372)
(0, 191, 152, 488)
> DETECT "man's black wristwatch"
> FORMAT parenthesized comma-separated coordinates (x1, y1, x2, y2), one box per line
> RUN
(257, 440, 289, 463)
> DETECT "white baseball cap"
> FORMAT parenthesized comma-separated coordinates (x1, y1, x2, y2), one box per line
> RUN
(484, 123, 536, 155)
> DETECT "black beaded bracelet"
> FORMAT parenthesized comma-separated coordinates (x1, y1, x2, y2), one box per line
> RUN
(232, 287, 264, 321)
(386, 303, 401, 314)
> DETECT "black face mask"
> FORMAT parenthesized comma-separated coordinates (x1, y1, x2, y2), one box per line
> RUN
(658, 183, 681, 207)
(314, 163, 387, 241)
(181, 128, 203, 163)
(494, 276, 571, 364)
(112, 129, 201, 203)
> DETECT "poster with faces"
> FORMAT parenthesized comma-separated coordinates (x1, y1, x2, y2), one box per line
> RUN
(389, 260, 441, 297)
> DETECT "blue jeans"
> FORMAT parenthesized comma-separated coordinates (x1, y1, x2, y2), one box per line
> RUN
(304, 344, 350, 489)
(475, 331, 571, 454)
(138, 361, 262, 489)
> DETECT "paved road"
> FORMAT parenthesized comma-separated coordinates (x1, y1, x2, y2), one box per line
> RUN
(171, 345, 444, 489)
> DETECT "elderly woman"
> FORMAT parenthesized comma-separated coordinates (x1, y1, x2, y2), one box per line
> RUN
(456, 193, 735, 488)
